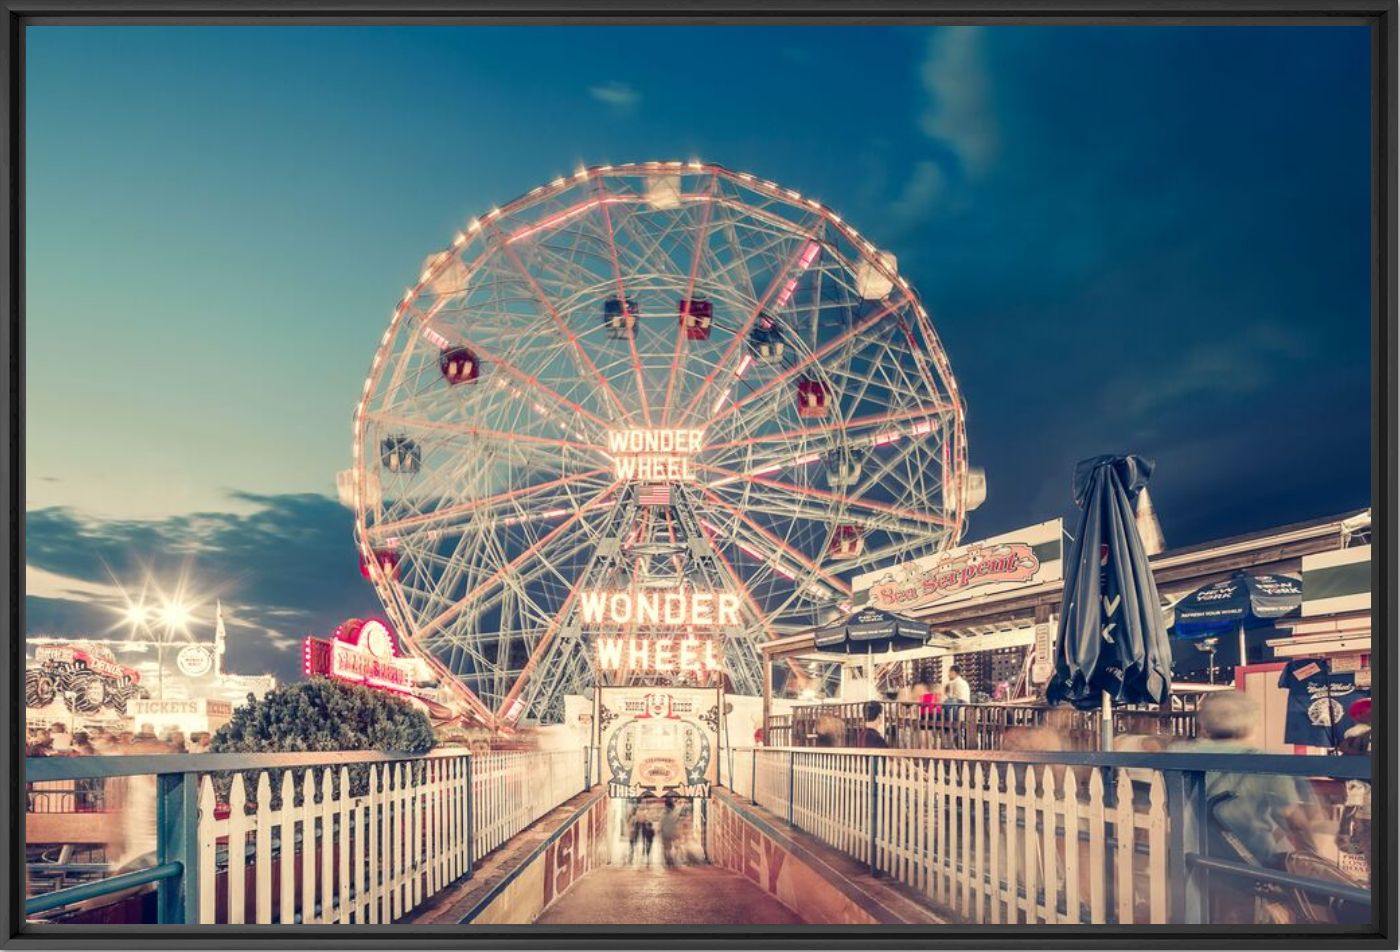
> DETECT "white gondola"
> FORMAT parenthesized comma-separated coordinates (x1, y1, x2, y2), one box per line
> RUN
(644, 174, 683, 210)
(855, 250, 897, 300)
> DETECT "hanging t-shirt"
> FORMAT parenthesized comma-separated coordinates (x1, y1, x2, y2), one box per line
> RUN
(1278, 658, 1368, 748)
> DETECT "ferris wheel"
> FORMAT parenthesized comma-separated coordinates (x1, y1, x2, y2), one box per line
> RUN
(350, 161, 972, 726)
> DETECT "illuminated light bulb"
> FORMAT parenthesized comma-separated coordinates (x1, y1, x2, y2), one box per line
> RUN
(467, 218, 482, 233)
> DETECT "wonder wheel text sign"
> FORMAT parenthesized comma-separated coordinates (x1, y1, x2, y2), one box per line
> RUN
(579, 589, 740, 627)
(606, 428, 703, 481)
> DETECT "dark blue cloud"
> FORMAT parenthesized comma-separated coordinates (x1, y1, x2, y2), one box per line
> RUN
(26, 493, 383, 681)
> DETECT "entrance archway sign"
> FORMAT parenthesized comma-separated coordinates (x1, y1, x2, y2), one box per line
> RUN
(596, 686, 721, 799)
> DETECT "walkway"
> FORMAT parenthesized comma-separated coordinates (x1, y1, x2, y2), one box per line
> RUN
(535, 865, 804, 925)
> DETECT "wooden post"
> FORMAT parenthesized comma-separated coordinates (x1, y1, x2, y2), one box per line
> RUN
(761, 648, 773, 747)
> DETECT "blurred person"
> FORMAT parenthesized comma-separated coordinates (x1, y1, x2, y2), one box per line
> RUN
(112, 735, 169, 871)
(1192, 692, 1339, 923)
(639, 813, 656, 865)
(626, 799, 642, 863)
(814, 714, 844, 748)
(1336, 697, 1372, 886)
(659, 797, 681, 866)
(856, 701, 888, 748)
(48, 723, 72, 753)
(71, 731, 95, 756)
(187, 732, 212, 754)
(945, 666, 971, 705)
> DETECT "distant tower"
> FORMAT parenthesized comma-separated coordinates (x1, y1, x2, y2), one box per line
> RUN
(214, 599, 228, 676)
(1135, 486, 1166, 556)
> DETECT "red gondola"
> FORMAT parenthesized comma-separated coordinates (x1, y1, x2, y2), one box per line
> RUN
(829, 526, 863, 560)
(679, 299, 713, 340)
(796, 377, 831, 418)
(359, 549, 402, 581)
(439, 346, 480, 385)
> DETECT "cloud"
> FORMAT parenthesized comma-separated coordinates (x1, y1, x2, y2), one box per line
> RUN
(25, 492, 383, 681)
(1107, 321, 1312, 427)
(919, 27, 998, 178)
(588, 80, 640, 114)
(889, 159, 949, 222)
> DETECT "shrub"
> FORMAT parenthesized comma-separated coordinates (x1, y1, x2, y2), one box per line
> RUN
(211, 678, 434, 804)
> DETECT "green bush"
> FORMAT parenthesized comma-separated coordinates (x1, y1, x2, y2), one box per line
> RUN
(212, 678, 434, 755)
(211, 678, 434, 804)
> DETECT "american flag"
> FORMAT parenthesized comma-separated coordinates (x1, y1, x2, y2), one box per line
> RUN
(638, 485, 671, 507)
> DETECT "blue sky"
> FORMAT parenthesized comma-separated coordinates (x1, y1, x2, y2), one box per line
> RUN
(25, 25, 1372, 679)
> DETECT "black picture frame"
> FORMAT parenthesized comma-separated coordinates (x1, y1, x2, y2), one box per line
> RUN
(2, 2, 1395, 948)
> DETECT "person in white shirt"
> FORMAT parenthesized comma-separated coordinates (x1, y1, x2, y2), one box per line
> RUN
(944, 665, 971, 704)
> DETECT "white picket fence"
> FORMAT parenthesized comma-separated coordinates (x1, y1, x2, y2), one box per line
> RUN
(727, 748, 1168, 925)
(471, 749, 587, 861)
(195, 749, 586, 924)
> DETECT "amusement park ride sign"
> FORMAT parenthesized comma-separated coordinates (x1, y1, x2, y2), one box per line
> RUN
(596, 687, 720, 798)
(581, 588, 734, 677)
(606, 428, 703, 482)
(579, 590, 740, 627)
(854, 519, 1064, 614)
(303, 618, 419, 695)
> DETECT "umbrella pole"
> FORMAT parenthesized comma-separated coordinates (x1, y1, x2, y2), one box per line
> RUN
(1100, 690, 1113, 752)
(1237, 621, 1248, 673)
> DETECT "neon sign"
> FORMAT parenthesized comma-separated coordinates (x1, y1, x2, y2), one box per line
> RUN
(303, 618, 419, 694)
(594, 637, 721, 676)
(579, 589, 741, 627)
(606, 428, 703, 482)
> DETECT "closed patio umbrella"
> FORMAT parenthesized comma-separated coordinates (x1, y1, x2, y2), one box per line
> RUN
(1047, 455, 1173, 747)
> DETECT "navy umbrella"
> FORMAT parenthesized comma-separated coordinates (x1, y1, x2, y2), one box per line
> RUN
(1172, 571, 1302, 667)
(1047, 455, 1174, 740)
(812, 606, 930, 654)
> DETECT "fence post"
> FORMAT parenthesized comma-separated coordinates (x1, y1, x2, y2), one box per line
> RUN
(156, 770, 200, 924)
(867, 756, 880, 877)
(1164, 767, 1209, 924)
(465, 755, 475, 880)
(787, 750, 796, 824)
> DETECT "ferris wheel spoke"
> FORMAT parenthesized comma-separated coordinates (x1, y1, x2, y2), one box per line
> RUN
(401, 315, 614, 435)
(706, 292, 913, 431)
(679, 213, 826, 424)
(486, 223, 633, 424)
(594, 183, 653, 426)
(660, 176, 722, 426)
(694, 486, 851, 595)
(366, 411, 608, 460)
(368, 467, 613, 538)
(698, 462, 955, 532)
(411, 482, 620, 644)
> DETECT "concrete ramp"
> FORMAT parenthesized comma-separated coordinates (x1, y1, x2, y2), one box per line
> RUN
(536, 865, 802, 924)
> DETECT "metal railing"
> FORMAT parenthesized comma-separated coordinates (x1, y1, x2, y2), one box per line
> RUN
(720, 746, 1370, 925)
(24, 746, 591, 924)
(779, 701, 1197, 751)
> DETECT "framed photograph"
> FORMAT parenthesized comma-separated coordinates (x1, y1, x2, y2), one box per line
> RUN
(5, 2, 1395, 949)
